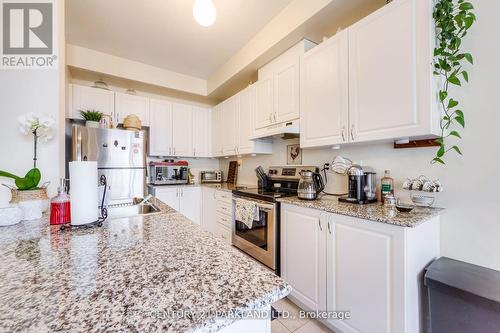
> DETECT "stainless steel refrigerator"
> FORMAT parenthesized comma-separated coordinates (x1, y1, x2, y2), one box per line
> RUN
(72, 125, 146, 205)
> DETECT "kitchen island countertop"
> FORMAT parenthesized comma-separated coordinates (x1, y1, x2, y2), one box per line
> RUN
(278, 195, 444, 228)
(0, 199, 290, 332)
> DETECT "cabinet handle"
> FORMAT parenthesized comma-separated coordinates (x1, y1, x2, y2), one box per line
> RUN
(193, 148, 196, 156)
(269, 113, 272, 122)
(176, 189, 179, 197)
(328, 220, 332, 235)
(341, 127, 346, 142)
(318, 220, 323, 231)
(350, 125, 355, 141)
(274, 113, 277, 123)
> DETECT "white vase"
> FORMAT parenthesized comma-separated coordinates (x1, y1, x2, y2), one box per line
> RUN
(18, 200, 43, 221)
(0, 205, 23, 226)
(85, 121, 100, 128)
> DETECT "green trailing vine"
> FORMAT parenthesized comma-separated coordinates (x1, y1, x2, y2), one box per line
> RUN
(432, 0, 476, 164)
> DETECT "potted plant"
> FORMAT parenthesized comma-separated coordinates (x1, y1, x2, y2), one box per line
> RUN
(80, 110, 103, 128)
(0, 113, 55, 221)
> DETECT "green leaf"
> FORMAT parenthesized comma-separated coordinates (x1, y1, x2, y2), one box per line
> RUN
(462, 71, 469, 82)
(25, 168, 41, 188)
(459, 3, 474, 11)
(449, 131, 462, 138)
(464, 53, 474, 65)
(434, 138, 444, 145)
(455, 110, 464, 118)
(0, 170, 21, 181)
(451, 145, 463, 155)
(448, 75, 461, 86)
(439, 91, 448, 102)
(448, 99, 459, 108)
(455, 116, 465, 128)
(437, 145, 445, 157)
(432, 157, 445, 165)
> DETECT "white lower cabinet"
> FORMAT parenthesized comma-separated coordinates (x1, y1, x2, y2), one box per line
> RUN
(281, 205, 326, 311)
(154, 187, 179, 211)
(155, 187, 200, 225)
(201, 187, 217, 234)
(281, 203, 440, 333)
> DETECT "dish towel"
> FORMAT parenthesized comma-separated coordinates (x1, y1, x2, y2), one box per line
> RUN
(234, 198, 260, 229)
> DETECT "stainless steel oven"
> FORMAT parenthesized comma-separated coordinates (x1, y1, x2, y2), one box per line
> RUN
(232, 195, 277, 271)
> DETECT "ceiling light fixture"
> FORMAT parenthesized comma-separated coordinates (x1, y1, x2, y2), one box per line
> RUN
(193, 0, 216, 27)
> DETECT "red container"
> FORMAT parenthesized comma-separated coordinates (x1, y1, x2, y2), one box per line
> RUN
(50, 179, 71, 225)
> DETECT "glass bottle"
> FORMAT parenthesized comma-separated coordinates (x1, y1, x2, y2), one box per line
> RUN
(50, 179, 71, 225)
(381, 170, 394, 203)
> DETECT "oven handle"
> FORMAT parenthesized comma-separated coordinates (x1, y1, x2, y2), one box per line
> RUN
(233, 197, 275, 211)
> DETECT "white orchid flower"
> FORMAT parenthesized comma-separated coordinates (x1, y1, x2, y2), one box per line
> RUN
(18, 113, 55, 140)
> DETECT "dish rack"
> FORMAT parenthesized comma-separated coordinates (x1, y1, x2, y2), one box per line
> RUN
(403, 175, 442, 208)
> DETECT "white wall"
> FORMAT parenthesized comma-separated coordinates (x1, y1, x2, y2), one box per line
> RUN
(0, 71, 60, 207)
(222, 0, 500, 271)
(0, 0, 64, 208)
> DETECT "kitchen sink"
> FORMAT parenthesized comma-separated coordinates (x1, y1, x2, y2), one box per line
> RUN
(106, 198, 161, 218)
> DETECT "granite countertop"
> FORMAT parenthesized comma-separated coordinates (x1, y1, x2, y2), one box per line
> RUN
(0, 199, 290, 332)
(277, 195, 444, 228)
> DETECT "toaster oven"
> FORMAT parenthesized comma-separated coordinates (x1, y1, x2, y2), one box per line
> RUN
(200, 170, 222, 183)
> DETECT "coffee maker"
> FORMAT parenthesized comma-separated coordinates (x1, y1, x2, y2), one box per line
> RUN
(339, 165, 377, 204)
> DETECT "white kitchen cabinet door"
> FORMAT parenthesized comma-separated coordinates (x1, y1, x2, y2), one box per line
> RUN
(327, 214, 405, 333)
(70, 84, 115, 120)
(179, 187, 201, 225)
(149, 99, 173, 156)
(300, 30, 349, 148)
(201, 187, 217, 234)
(115, 92, 150, 126)
(348, 0, 422, 142)
(274, 55, 300, 124)
(211, 104, 223, 157)
(281, 204, 327, 311)
(222, 95, 238, 156)
(172, 103, 193, 157)
(238, 86, 256, 154)
(192, 106, 212, 157)
(254, 77, 273, 129)
(154, 187, 180, 211)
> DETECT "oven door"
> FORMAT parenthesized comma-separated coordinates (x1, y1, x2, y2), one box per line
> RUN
(232, 198, 276, 270)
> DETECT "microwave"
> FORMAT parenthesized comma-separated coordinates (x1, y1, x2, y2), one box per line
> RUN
(200, 170, 223, 183)
(149, 161, 189, 185)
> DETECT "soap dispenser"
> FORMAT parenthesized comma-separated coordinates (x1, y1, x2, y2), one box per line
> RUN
(50, 178, 71, 225)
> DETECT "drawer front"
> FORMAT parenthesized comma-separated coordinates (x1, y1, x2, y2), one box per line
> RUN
(217, 200, 233, 216)
(214, 190, 232, 203)
(216, 224, 232, 245)
(217, 213, 232, 229)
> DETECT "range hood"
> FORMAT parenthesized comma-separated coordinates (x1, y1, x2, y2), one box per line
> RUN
(250, 119, 300, 140)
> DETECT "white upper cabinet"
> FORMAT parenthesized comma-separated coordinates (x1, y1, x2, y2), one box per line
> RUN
(211, 103, 223, 157)
(254, 40, 316, 137)
(222, 95, 239, 156)
(254, 76, 274, 129)
(348, 0, 438, 142)
(273, 49, 300, 124)
(192, 106, 212, 158)
(70, 84, 115, 120)
(300, 30, 349, 148)
(172, 103, 193, 157)
(115, 92, 150, 126)
(238, 86, 256, 154)
(149, 99, 173, 156)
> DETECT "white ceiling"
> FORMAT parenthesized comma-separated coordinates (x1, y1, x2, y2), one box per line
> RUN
(66, 0, 292, 79)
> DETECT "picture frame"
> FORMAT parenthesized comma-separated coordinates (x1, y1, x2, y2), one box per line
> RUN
(287, 144, 302, 165)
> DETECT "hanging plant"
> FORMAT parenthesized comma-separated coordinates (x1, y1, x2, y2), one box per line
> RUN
(432, 0, 476, 164)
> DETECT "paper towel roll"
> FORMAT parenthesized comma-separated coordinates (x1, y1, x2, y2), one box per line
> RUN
(69, 161, 98, 226)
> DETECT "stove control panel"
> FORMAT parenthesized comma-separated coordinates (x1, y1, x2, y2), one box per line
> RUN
(267, 166, 318, 180)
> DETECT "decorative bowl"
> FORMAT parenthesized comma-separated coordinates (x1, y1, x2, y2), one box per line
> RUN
(396, 203, 415, 213)
(410, 193, 435, 207)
